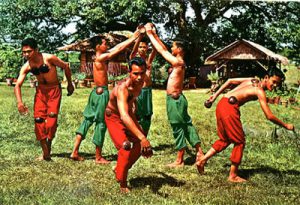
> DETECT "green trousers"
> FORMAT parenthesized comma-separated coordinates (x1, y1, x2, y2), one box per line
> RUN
(166, 94, 201, 150)
(136, 87, 153, 133)
(76, 86, 109, 147)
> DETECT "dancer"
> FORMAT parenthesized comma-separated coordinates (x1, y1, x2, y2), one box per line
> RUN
(130, 34, 156, 134)
(145, 23, 204, 168)
(105, 57, 152, 193)
(70, 28, 142, 163)
(15, 38, 74, 161)
(198, 67, 294, 182)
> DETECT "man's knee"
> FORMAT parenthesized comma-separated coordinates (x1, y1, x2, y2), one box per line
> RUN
(34, 117, 45, 123)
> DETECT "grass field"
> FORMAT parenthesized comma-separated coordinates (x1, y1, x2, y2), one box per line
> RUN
(0, 68, 299, 205)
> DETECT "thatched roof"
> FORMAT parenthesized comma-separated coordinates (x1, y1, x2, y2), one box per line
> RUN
(205, 39, 289, 65)
(57, 31, 133, 52)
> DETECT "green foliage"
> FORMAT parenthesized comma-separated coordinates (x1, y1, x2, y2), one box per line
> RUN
(75, 72, 86, 81)
(1, 0, 298, 67)
(207, 71, 219, 82)
(0, 44, 22, 80)
(108, 73, 128, 82)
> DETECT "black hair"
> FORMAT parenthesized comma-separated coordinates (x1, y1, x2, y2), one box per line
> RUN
(21, 38, 38, 49)
(89, 36, 102, 50)
(140, 37, 149, 44)
(267, 66, 285, 80)
(174, 40, 186, 53)
(128, 57, 146, 72)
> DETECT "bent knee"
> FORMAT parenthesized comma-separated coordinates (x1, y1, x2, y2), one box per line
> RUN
(35, 117, 45, 123)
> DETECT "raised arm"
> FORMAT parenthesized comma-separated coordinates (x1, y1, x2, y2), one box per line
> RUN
(257, 89, 294, 130)
(14, 64, 29, 114)
(209, 78, 250, 103)
(147, 47, 157, 66)
(98, 30, 141, 62)
(129, 34, 144, 60)
(145, 24, 181, 66)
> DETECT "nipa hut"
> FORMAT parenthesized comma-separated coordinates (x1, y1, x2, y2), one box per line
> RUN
(204, 39, 289, 80)
(57, 31, 133, 77)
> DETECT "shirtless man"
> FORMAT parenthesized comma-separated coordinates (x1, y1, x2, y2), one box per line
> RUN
(105, 57, 152, 193)
(130, 35, 156, 134)
(145, 23, 204, 168)
(197, 67, 294, 182)
(15, 38, 74, 161)
(70, 29, 142, 163)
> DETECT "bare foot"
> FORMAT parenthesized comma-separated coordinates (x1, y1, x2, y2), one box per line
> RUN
(70, 154, 85, 161)
(35, 156, 51, 161)
(166, 161, 184, 168)
(228, 176, 247, 183)
(120, 187, 130, 193)
(95, 157, 110, 164)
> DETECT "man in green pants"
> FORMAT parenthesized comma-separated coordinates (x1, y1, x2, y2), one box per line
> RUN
(145, 23, 204, 168)
(70, 28, 141, 163)
(130, 33, 156, 134)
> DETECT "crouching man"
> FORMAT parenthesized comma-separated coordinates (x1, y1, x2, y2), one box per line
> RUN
(105, 57, 153, 193)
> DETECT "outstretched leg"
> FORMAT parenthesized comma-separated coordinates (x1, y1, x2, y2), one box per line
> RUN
(70, 134, 85, 161)
(196, 147, 217, 174)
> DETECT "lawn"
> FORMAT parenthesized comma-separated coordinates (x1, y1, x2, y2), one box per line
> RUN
(0, 67, 299, 205)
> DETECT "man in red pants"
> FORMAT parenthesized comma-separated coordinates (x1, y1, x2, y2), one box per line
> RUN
(14, 38, 74, 161)
(197, 67, 294, 182)
(105, 57, 152, 193)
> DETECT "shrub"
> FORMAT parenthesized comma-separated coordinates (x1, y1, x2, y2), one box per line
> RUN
(0, 44, 22, 80)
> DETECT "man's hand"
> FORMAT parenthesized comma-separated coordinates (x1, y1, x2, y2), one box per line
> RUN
(145, 23, 153, 34)
(137, 24, 146, 34)
(17, 102, 28, 115)
(285, 123, 294, 131)
(67, 83, 74, 96)
(140, 138, 153, 158)
(204, 95, 216, 108)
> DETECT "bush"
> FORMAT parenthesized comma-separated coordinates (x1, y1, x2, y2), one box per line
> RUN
(0, 44, 22, 80)
(207, 71, 219, 82)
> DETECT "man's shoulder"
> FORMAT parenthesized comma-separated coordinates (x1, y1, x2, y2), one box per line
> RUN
(21, 62, 30, 71)
(42, 53, 55, 58)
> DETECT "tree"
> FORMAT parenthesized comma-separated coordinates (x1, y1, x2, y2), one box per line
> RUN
(147, 0, 299, 66)
(0, 0, 299, 66)
(0, 44, 22, 80)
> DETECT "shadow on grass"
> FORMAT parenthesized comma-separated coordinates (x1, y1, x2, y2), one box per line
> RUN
(51, 152, 118, 161)
(152, 143, 174, 152)
(239, 165, 300, 180)
(152, 144, 198, 166)
(129, 172, 185, 197)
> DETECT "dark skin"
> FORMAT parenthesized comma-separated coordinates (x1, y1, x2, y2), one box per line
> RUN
(70, 29, 141, 163)
(14, 45, 74, 161)
(15, 46, 74, 114)
(197, 76, 294, 182)
(145, 23, 204, 167)
(130, 35, 157, 87)
(106, 63, 152, 193)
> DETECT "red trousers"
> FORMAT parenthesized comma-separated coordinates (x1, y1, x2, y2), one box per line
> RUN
(212, 97, 245, 165)
(105, 111, 142, 184)
(34, 84, 61, 141)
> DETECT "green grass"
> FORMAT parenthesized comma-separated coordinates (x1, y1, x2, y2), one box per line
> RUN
(0, 69, 299, 205)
